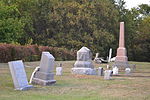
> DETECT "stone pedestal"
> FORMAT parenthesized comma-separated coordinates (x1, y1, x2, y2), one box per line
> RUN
(115, 22, 128, 68)
(32, 78, 56, 86)
(31, 52, 56, 85)
(72, 68, 96, 75)
(72, 47, 96, 75)
(116, 47, 128, 62)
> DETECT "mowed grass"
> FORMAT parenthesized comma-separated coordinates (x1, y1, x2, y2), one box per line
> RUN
(0, 61, 150, 100)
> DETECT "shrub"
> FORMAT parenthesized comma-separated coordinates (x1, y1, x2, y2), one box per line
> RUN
(0, 43, 76, 63)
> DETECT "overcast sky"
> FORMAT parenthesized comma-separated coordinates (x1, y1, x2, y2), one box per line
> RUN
(124, 0, 150, 9)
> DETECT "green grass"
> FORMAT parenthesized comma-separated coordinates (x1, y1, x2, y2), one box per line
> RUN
(0, 61, 150, 100)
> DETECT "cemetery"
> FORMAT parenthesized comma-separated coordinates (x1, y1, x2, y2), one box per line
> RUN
(0, 0, 150, 100)
(0, 60, 150, 100)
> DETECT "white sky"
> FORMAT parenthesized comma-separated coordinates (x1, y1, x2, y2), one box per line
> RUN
(124, 0, 150, 9)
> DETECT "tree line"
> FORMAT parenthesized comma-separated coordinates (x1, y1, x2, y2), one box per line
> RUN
(0, 0, 149, 61)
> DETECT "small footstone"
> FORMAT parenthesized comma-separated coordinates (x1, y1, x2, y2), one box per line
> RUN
(112, 67, 119, 75)
(104, 70, 112, 80)
(97, 67, 103, 76)
(56, 67, 63, 75)
(125, 68, 131, 75)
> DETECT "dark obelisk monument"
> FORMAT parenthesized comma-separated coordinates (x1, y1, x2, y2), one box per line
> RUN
(115, 22, 129, 68)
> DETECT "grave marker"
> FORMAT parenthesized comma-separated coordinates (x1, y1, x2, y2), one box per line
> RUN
(31, 52, 56, 85)
(72, 47, 96, 75)
(104, 70, 112, 80)
(8, 60, 33, 90)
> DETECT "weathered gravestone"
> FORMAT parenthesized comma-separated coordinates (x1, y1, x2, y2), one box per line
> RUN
(31, 52, 56, 85)
(56, 63, 63, 76)
(8, 60, 33, 90)
(104, 70, 112, 80)
(97, 67, 103, 76)
(72, 47, 96, 75)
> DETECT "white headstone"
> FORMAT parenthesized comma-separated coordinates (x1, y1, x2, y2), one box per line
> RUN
(8, 60, 33, 90)
(97, 67, 103, 76)
(29, 66, 40, 84)
(125, 68, 131, 75)
(106, 65, 110, 69)
(112, 67, 119, 75)
(108, 48, 112, 62)
(56, 67, 62, 75)
(104, 70, 112, 80)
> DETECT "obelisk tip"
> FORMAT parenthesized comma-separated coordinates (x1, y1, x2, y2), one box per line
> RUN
(120, 22, 124, 24)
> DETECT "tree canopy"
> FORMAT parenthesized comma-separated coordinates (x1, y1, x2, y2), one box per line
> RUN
(0, 0, 149, 61)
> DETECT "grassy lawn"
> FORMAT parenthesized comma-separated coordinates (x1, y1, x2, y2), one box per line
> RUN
(0, 61, 150, 100)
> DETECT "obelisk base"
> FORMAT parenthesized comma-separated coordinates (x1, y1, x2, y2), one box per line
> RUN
(115, 56, 128, 62)
(115, 47, 129, 68)
(116, 47, 127, 61)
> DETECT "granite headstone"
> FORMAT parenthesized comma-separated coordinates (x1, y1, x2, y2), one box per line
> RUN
(72, 47, 96, 75)
(8, 60, 33, 90)
(31, 52, 56, 85)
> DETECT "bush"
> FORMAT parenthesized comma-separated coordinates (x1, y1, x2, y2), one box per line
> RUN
(0, 43, 76, 63)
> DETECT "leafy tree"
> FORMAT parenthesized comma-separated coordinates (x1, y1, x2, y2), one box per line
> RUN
(0, 0, 149, 61)
(0, 1, 25, 43)
(133, 16, 150, 61)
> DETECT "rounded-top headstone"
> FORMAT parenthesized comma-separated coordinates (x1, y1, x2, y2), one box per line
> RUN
(125, 68, 131, 75)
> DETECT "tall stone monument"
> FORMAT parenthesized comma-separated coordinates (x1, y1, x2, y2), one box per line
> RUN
(115, 22, 129, 68)
(72, 47, 96, 75)
(116, 22, 128, 62)
(8, 60, 33, 90)
(31, 52, 56, 85)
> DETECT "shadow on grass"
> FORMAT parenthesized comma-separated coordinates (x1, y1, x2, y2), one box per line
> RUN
(114, 74, 150, 78)
(133, 71, 150, 73)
